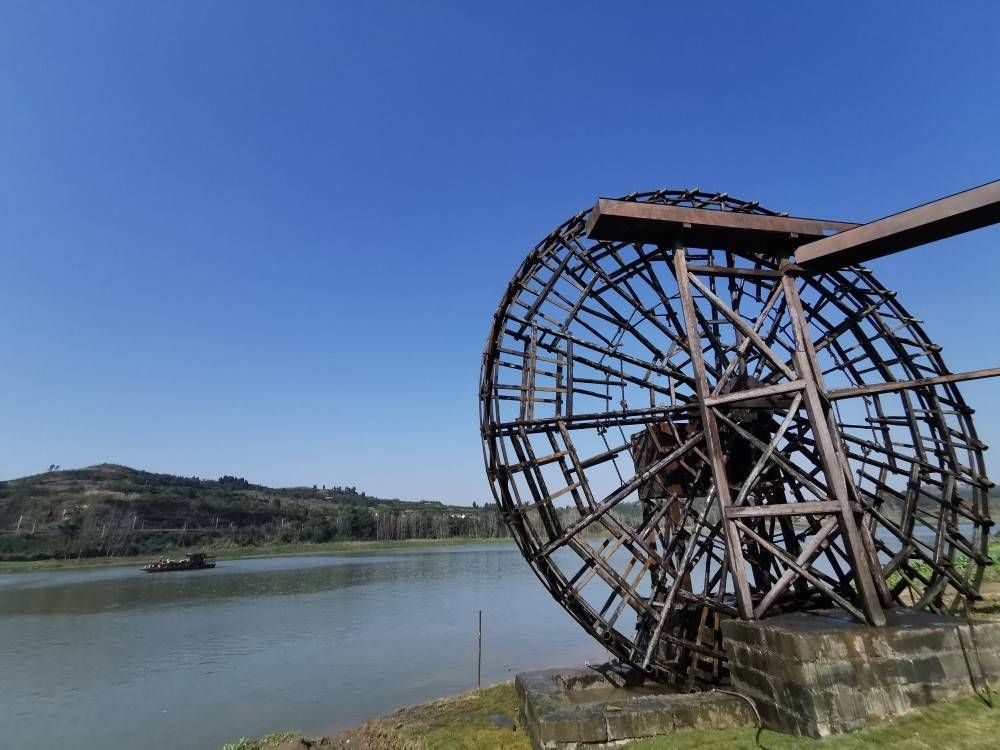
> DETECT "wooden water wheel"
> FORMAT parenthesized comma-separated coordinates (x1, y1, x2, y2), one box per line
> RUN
(480, 184, 999, 686)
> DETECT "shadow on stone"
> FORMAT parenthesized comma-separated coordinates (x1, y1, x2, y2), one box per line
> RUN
(722, 608, 1000, 738)
(516, 663, 754, 749)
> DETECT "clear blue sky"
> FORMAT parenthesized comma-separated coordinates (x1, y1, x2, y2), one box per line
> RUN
(2, 2, 998, 503)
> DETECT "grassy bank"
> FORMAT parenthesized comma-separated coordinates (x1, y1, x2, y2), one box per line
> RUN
(223, 681, 1000, 750)
(984, 538, 1000, 582)
(4, 534, 996, 576)
(0, 464, 517, 563)
(224, 684, 526, 750)
(0, 537, 515, 572)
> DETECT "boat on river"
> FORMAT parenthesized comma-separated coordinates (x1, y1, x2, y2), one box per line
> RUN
(142, 553, 216, 573)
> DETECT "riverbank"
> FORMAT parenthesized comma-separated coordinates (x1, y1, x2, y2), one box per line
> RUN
(0, 540, 604, 749)
(0, 537, 515, 572)
(223, 680, 1000, 750)
(4, 533, 996, 575)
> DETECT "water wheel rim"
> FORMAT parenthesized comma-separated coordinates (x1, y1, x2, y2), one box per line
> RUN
(480, 189, 991, 683)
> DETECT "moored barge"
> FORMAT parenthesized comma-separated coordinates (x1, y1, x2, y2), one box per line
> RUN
(142, 552, 216, 573)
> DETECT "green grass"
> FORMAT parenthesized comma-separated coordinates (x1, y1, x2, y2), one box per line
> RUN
(884, 538, 1000, 591)
(982, 539, 1000, 582)
(221, 732, 299, 750)
(224, 682, 1000, 750)
(325, 683, 529, 750)
(398, 684, 526, 750)
(628, 688, 999, 748)
(409, 685, 1000, 750)
(0, 537, 514, 573)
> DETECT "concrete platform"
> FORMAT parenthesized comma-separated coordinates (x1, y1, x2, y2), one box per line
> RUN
(722, 608, 1000, 737)
(515, 664, 754, 749)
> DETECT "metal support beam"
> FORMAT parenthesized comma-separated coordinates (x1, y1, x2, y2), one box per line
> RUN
(796, 180, 1000, 269)
(585, 199, 857, 253)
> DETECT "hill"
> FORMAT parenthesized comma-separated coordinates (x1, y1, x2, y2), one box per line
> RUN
(0, 464, 510, 562)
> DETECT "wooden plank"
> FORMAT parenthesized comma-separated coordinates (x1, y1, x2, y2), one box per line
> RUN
(796, 180, 1000, 269)
(641, 496, 715, 669)
(687, 272, 798, 380)
(733, 518, 866, 621)
(532, 432, 703, 559)
(688, 264, 788, 280)
(725, 500, 843, 518)
(828, 367, 1000, 401)
(704, 380, 804, 408)
(781, 273, 887, 626)
(754, 515, 839, 618)
(732, 393, 803, 507)
(585, 199, 857, 252)
(674, 247, 755, 620)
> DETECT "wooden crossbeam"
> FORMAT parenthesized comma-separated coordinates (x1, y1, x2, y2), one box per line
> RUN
(585, 181, 1000, 270)
(796, 180, 1000, 269)
(725, 501, 844, 518)
(703, 379, 805, 408)
(584, 199, 858, 253)
(698, 368, 1000, 409)
(827, 367, 1000, 401)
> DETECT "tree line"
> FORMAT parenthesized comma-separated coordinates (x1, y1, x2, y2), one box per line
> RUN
(0, 499, 648, 562)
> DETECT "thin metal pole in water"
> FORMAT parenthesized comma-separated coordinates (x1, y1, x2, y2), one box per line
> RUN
(477, 609, 483, 690)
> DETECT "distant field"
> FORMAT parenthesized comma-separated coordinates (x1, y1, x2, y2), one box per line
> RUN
(2, 463, 995, 566)
(0, 536, 515, 572)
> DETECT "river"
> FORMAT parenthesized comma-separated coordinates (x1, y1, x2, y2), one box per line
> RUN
(0, 543, 607, 750)
(2, 526, 979, 749)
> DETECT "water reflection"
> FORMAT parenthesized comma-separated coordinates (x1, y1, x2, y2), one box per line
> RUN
(3, 528, 973, 750)
(0, 555, 430, 616)
(0, 545, 606, 750)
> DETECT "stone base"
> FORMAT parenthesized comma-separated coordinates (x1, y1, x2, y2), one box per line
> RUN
(515, 664, 753, 749)
(722, 608, 1000, 738)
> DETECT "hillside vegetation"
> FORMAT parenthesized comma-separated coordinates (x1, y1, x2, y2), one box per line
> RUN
(4, 464, 990, 565)
(0, 464, 513, 562)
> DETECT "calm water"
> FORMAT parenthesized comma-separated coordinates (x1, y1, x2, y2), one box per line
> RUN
(0, 544, 607, 750)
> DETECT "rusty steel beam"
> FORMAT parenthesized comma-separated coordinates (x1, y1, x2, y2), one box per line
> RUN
(796, 180, 1000, 269)
(585, 198, 858, 252)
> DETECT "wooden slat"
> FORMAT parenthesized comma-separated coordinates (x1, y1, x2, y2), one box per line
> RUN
(828, 367, 1000, 401)
(733, 518, 866, 622)
(754, 515, 839, 618)
(704, 379, 805, 408)
(781, 273, 887, 626)
(674, 247, 755, 620)
(687, 272, 798, 381)
(688, 264, 787, 280)
(532, 432, 703, 560)
(725, 500, 843, 518)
